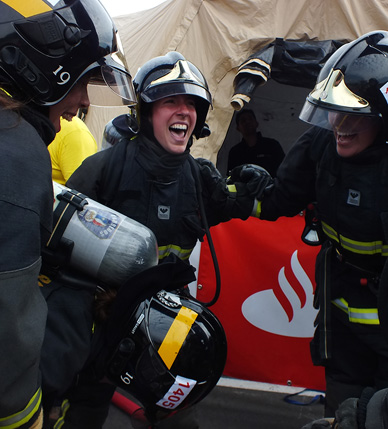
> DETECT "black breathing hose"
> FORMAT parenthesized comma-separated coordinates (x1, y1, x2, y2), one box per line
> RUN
(189, 157, 221, 307)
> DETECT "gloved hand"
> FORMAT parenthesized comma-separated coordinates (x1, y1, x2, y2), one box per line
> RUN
(196, 158, 229, 200)
(301, 418, 334, 429)
(335, 387, 376, 429)
(301, 393, 370, 429)
(300, 400, 358, 429)
(333, 398, 359, 429)
(195, 158, 254, 221)
(229, 164, 274, 200)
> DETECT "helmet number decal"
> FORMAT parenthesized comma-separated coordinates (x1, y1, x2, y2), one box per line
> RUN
(156, 375, 197, 409)
(53, 65, 71, 86)
(120, 372, 134, 385)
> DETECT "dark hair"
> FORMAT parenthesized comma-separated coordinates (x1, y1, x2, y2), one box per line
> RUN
(94, 288, 118, 323)
(235, 108, 256, 127)
(0, 86, 23, 111)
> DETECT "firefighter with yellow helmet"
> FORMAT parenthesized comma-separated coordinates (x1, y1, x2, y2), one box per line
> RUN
(0, 0, 135, 427)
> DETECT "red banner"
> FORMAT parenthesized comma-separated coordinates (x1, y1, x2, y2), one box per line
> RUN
(197, 215, 325, 390)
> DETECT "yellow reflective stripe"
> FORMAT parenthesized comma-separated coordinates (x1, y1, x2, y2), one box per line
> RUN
(251, 199, 261, 218)
(158, 245, 193, 261)
(0, 88, 12, 98)
(53, 399, 70, 429)
(322, 221, 388, 256)
(333, 298, 379, 325)
(0, 388, 41, 429)
(2, 0, 52, 17)
(227, 184, 237, 194)
(158, 306, 198, 369)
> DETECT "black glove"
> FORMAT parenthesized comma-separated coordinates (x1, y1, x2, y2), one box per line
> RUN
(196, 158, 229, 201)
(196, 158, 254, 221)
(230, 164, 274, 200)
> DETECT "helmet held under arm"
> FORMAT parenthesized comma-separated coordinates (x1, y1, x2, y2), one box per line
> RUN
(0, 0, 136, 106)
(133, 51, 212, 138)
(106, 289, 227, 423)
(299, 31, 388, 137)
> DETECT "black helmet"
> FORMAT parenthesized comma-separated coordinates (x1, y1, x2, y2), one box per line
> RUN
(133, 51, 212, 138)
(106, 289, 227, 423)
(299, 31, 388, 136)
(0, 0, 136, 106)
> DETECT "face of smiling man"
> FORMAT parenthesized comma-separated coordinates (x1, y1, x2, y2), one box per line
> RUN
(150, 94, 197, 154)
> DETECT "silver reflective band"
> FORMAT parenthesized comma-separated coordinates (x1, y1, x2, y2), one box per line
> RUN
(333, 298, 379, 325)
(0, 388, 41, 428)
(322, 221, 388, 256)
(159, 245, 193, 261)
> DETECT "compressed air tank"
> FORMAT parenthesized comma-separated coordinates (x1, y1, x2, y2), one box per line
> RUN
(49, 182, 159, 287)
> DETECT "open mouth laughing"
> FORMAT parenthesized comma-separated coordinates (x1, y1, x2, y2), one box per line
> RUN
(169, 123, 188, 139)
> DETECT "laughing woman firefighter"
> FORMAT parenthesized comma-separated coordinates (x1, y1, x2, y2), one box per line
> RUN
(50, 51, 269, 428)
(0, 1, 135, 428)
(232, 31, 388, 421)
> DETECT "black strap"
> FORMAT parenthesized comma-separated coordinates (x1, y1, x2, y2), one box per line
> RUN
(47, 188, 88, 250)
(188, 157, 221, 307)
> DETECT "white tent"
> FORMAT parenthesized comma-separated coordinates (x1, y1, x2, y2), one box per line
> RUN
(86, 0, 388, 172)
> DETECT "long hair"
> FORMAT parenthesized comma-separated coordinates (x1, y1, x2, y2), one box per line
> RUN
(0, 86, 23, 111)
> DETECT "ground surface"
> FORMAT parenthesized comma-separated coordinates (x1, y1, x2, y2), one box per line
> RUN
(104, 380, 325, 429)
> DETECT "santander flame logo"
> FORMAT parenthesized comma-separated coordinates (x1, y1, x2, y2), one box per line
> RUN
(242, 250, 318, 338)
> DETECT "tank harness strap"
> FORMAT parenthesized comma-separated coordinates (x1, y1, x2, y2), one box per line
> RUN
(46, 188, 88, 250)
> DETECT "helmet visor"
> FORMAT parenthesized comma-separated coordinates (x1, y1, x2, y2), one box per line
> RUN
(101, 64, 137, 103)
(141, 82, 212, 106)
(85, 30, 136, 107)
(87, 63, 136, 106)
(300, 101, 382, 133)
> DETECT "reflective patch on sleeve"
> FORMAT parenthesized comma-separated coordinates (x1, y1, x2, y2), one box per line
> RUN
(158, 306, 198, 369)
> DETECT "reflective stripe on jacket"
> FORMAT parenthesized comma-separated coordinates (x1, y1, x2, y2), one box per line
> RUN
(0, 388, 41, 429)
(322, 222, 388, 257)
(333, 298, 379, 325)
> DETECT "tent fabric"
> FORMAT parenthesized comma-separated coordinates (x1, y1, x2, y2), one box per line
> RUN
(87, 0, 388, 162)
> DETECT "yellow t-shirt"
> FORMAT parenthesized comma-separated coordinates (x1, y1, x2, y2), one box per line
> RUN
(48, 117, 97, 185)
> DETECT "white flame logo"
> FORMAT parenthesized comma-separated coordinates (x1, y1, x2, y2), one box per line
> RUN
(242, 250, 318, 338)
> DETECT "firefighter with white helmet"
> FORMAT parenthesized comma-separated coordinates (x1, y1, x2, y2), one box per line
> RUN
(0, 0, 135, 428)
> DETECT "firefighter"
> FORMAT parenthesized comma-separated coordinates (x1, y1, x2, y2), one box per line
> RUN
(0, 1, 135, 428)
(232, 30, 388, 419)
(53, 51, 269, 428)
